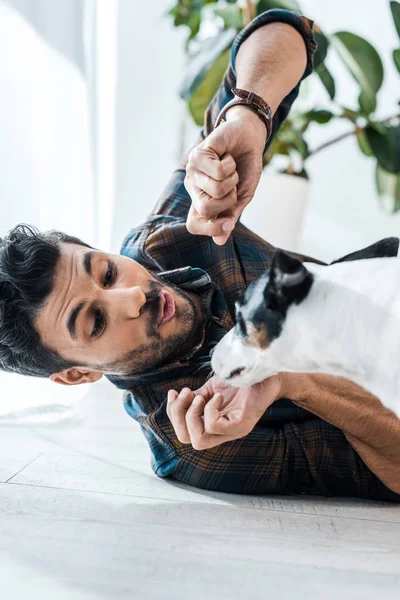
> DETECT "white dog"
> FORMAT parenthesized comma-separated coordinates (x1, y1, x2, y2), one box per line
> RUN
(211, 239, 400, 417)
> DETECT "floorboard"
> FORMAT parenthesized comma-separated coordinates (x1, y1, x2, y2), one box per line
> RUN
(0, 378, 399, 599)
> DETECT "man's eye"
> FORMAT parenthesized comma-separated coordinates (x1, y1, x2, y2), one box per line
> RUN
(91, 309, 104, 337)
(103, 261, 117, 287)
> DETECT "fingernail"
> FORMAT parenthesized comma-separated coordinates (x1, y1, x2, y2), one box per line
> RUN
(179, 388, 189, 399)
(193, 396, 202, 405)
(222, 221, 234, 233)
(167, 390, 175, 403)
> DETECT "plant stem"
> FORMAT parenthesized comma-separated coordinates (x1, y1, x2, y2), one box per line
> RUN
(306, 112, 400, 159)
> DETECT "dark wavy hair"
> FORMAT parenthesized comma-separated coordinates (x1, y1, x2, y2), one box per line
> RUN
(0, 224, 93, 378)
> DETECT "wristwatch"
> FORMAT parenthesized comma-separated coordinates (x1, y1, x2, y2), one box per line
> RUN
(214, 88, 273, 141)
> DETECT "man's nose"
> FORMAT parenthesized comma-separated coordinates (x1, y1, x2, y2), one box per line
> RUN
(115, 285, 147, 319)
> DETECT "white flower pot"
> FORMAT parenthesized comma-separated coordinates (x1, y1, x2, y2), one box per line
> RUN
(241, 171, 309, 252)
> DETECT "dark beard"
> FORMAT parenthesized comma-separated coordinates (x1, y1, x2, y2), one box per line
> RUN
(102, 277, 204, 376)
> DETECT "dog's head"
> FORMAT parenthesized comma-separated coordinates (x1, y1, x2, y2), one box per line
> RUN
(211, 250, 314, 386)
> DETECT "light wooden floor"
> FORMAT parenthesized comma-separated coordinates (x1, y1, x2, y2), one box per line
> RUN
(0, 379, 399, 600)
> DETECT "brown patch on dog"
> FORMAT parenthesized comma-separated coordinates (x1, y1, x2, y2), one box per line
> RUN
(245, 323, 270, 349)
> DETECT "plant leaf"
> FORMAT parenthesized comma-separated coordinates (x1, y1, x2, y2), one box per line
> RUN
(187, 10, 201, 40)
(391, 1, 400, 39)
(188, 48, 231, 125)
(356, 129, 374, 157)
(393, 48, 400, 73)
(313, 26, 329, 68)
(315, 63, 336, 99)
(305, 109, 334, 124)
(365, 124, 400, 174)
(256, 0, 302, 13)
(330, 32, 384, 114)
(213, 4, 243, 30)
(179, 28, 236, 99)
(358, 89, 376, 115)
(376, 163, 400, 212)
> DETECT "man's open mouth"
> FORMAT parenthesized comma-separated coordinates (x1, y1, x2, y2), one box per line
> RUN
(158, 290, 176, 326)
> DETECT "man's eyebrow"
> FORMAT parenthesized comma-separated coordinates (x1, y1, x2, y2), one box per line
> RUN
(67, 301, 87, 341)
(83, 250, 95, 278)
(66, 252, 96, 341)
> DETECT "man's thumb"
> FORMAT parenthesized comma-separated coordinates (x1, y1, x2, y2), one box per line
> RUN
(204, 125, 231, 157)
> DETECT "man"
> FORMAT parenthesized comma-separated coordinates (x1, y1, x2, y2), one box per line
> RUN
(0, 10, 399, 500)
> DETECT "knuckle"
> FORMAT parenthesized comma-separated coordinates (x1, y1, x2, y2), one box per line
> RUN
(220, 157, 235, 178)
(228, 156, 236, 171)
(229, 187, 238, 200)
(210, 181, 225, 198)
(215, 163, 225, 180)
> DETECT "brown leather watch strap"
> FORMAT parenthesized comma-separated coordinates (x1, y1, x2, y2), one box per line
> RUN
(214, 88, 273, 140)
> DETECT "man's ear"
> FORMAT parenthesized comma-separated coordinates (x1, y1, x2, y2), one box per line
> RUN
(50, 368, 103, 386)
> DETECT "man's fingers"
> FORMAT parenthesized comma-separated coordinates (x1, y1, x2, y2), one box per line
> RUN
(189, 169, 239, 201)
(166, 388, 194, 444)
(185, 396, 206, 450)
(185, 172, 237, 220)
(190, 186, 238, 221)
(203, 393, 234, 435)
(186, 205, 236, 239)
(188, 148, 236, 181)
(186, 395, 233, 451)
(211, 234, 230, 246)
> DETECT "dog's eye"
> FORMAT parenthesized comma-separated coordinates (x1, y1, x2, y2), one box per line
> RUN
(237, 313, 247, 337)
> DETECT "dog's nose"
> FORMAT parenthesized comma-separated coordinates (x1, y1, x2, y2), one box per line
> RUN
(227, 367, 245, 379)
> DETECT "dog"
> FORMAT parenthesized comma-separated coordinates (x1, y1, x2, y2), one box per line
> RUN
(211, 238, 400, 417)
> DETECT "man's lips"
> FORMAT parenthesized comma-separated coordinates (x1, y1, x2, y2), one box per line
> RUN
(158, 290, 176, 326)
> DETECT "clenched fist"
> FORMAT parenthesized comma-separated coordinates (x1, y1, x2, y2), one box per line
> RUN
(184, 106, 267, 245)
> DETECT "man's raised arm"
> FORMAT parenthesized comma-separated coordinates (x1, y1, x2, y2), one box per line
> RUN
(184, 10, 315, 244)
(153, 10, 315, 224)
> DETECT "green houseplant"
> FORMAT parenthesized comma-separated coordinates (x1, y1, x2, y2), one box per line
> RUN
(170, 0, 400, 212)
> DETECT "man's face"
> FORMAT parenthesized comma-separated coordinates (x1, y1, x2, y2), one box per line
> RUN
(35, 243, 204, 383)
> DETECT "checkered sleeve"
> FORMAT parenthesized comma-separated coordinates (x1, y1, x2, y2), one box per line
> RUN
(152, 9, 316, 219)
(170, 417, 400, 502)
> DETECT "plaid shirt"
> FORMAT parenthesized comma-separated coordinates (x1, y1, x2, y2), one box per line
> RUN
(107, 10, 400, 501)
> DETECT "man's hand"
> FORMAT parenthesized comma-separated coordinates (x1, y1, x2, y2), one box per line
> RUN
(166, 373, 285, 450)
(185, 107, 266, 246)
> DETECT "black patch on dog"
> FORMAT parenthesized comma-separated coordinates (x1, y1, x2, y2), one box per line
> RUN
(236, 251, 314, 346)
(269, 250, 314, 307)
(331, 237, 400, 264)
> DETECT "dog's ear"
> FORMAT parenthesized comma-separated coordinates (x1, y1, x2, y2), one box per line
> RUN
(265, 250, 312, 307)
(272, 250, 308, 288)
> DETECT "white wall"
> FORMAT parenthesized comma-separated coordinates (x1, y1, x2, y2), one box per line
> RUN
(0, 0, 95, 246)
(112, 0, 187, 253)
